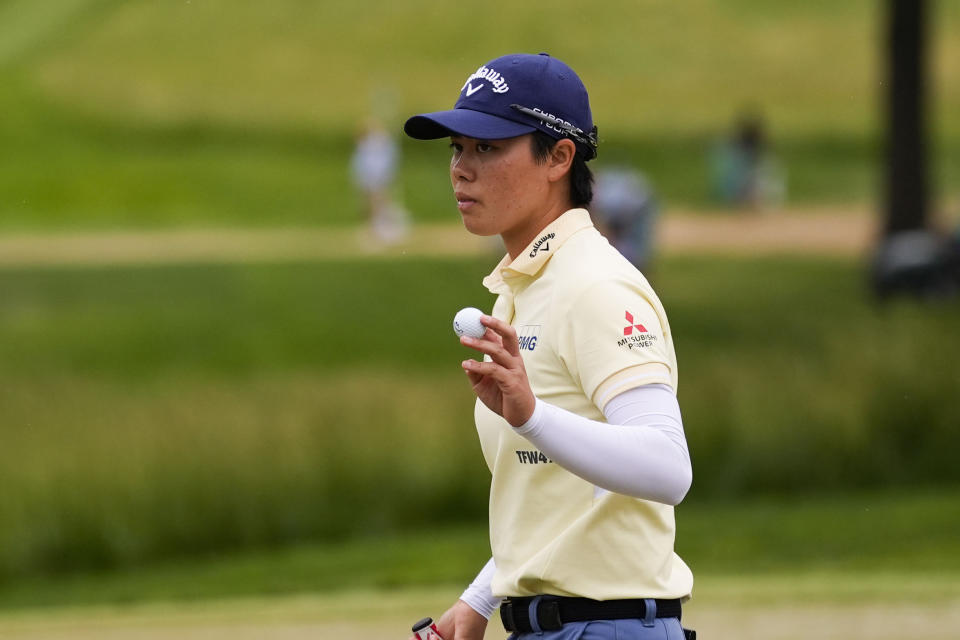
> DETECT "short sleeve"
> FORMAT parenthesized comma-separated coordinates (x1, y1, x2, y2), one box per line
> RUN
(561, 278, 675, 408)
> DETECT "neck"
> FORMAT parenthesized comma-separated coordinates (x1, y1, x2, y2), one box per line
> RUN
(503, 199, 574, 261)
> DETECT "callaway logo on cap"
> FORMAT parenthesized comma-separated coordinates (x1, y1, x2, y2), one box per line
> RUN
(404, 53, 598, 160)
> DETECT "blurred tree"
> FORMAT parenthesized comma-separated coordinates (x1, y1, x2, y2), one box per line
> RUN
(884, 0, 928, 235)
(873, 0, 959, 299)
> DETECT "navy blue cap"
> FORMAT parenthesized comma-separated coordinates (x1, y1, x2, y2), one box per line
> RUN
(404, 53, 597, 159)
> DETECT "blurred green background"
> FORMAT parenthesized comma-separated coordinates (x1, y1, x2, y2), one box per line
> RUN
(1, 0, 959, 638)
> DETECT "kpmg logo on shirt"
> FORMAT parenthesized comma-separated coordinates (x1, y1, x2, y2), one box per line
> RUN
(617, 310, 658, 350)
(517, 325, 541, 351)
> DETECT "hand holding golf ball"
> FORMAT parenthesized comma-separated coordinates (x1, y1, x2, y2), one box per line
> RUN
(453, 307, 487, 339)
(454, 307, 536, 428)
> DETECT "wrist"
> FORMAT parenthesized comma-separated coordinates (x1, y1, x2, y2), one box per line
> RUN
(456, 598, 492, 629)
(513, 397, 543, 433)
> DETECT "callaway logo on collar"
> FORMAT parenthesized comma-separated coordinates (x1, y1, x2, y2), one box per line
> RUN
(529, 233, 555, 258)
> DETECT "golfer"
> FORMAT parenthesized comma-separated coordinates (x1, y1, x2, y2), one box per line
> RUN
(404, 53, 694, 640)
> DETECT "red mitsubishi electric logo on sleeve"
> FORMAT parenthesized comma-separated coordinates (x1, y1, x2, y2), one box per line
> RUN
(623, 311, 648, 336)
(618, 311, 658, 350)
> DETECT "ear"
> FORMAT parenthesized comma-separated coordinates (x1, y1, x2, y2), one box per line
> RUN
(546, 139, 577, 183)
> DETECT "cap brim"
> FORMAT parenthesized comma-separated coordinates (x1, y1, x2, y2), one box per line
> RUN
(404, 108, 536, 140)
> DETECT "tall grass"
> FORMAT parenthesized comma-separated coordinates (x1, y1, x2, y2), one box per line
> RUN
(1, 255, 959, 581)
(1, 490, 958, 609)
(0, 370, 487, 577)
(662, 256, 960, 495)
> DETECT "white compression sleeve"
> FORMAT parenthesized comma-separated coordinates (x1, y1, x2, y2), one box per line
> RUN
(459, 556, 501, 619)
(515, 383, 692, 504)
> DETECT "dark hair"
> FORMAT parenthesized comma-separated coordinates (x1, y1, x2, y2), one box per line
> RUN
(529, 131, 594, 207)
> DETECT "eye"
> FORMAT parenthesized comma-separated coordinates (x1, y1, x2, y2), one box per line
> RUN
(449, 142, 463, 153)
(476, 142, 493, 153)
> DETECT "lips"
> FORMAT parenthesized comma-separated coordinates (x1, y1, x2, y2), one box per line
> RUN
(455, 191, 478, 212)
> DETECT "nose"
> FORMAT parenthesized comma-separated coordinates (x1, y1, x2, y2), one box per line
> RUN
(450, 149, 475, 183)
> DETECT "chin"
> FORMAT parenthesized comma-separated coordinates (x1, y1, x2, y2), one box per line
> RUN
(460, 214, 498, 237)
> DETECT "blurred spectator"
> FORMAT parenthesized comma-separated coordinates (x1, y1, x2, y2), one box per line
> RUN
(592, 166, 658, 273)
(711, 109, 786, 210)
(872, 222, 960, 300)
(350, 118, 409, 245)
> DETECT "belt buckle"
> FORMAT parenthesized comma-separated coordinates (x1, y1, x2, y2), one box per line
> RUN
(537, 598, 563, 631)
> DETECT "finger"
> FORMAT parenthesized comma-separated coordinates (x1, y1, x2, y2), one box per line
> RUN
(483, 325, 504, 347)
(480, 316, 521, 357)
(464, 367, 485, 387)
(460, 335, 516, 368)
(462, 358, 509, 382)
(466, 324, 502, 347)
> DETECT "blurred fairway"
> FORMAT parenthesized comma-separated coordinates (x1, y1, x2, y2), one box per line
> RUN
(0, 0, 958, 228)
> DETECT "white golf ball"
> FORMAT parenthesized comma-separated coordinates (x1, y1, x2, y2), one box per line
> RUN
(453, 307, 486, 339)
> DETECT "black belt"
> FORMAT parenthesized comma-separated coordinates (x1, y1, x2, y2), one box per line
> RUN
(500, 596, 683, 633)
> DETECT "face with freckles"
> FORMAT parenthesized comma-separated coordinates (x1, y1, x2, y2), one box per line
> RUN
(450, 134, 557, 252)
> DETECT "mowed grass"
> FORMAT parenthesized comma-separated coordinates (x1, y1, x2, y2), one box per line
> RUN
(0, 0, 958, 228)
(0, 253, 959, 584)
(9, 0, 959, 135)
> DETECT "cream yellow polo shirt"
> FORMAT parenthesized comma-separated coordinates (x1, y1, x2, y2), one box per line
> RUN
(475, 208, 693, 601)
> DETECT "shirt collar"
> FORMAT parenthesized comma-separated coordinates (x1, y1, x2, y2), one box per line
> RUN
(482, 208, 594, 295)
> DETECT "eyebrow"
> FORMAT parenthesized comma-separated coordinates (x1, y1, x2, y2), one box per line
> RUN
(450, 136, 494, 144)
